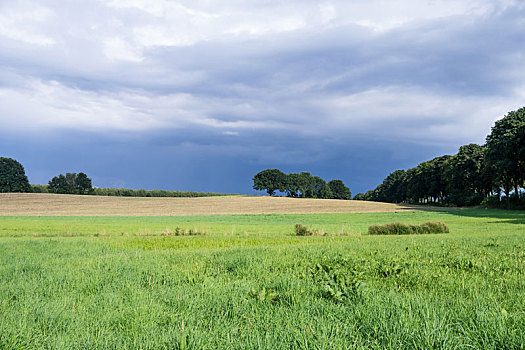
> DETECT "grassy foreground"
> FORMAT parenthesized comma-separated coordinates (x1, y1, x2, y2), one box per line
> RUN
(0, 209, 524, 349)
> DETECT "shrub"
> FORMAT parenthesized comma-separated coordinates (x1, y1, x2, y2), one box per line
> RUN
(481, 194, 525, 210)
(420, 221, 449, 234)
(368, 221, 449, 235)
(161, 227, 206, 236)
(295, 223, 325, 236)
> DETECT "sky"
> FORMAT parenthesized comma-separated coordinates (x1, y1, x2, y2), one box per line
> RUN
(1, 0, 524, 194)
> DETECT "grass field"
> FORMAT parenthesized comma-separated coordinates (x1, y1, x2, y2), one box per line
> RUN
(0, 195, 524, 349)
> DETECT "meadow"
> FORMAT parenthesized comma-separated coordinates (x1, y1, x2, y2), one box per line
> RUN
(0, 195, 524, 349)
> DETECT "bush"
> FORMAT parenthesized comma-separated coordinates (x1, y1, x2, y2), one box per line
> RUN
(368, 222, 449, 235)
(295, 223, 325, 236)
(481, 194, 525, 210)
(420, 221, 449, 234)
(30, 184, 49, 193)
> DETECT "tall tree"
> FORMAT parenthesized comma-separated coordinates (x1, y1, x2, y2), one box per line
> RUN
(75, 172, 93, 194)
(327, 179, 351, 200)
(0, 157, 30, 193)
(443, 144, 486, 205)
(486, 107, 525, 198)
(48, 172, 93, 195)
(427, 155, 451, 203)
(375, 169, 407, 203)
(252, 169, 287, 196)
(304, 176, 330, 198)
(285, 172, 314, 198)
(48, 174, 69, 194)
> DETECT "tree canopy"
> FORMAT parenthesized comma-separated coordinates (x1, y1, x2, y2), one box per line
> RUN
(48, 172, 93, 195)
(252, 169, 351, 199)
(485, 107, 525, 197)
(328, 180, 351, 200)
(0, 157, 30, 193)
(252, 169, 287, 196)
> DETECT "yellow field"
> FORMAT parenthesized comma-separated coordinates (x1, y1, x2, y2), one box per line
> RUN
(0, 193, 421, 216)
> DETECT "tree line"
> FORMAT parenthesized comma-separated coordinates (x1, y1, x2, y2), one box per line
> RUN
(0, 159, 229, 197)
(354, 107, 525, 207)
(32, 185, 230, 197)
(253, 169, 351, 200)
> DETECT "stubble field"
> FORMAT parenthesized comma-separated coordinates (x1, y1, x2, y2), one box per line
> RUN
(0, 194, 524, 349)
(0, 193, 419, 216)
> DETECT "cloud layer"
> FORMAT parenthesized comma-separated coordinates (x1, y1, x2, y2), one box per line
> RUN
(1, 0, 524, 192)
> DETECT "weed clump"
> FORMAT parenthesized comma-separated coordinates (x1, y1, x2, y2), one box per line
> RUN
(310, 258, 363, 303)
(295, 223, 325, 236)
(368, 221, 449, 235)
(161, 227, 206, 236)
(247, 288, 280, 303)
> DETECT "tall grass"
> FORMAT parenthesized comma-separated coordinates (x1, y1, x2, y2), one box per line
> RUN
(0, 209, 524, 348)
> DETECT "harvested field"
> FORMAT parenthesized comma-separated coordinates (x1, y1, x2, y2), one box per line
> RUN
(0, 193, 420, 216)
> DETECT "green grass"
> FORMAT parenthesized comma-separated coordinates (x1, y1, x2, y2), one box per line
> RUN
(0, 209, 524, 348)
(1, 208, 525, 237)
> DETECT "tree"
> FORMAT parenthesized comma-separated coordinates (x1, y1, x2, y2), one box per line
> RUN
(48, 172, 93, 195)
(327, 179, 351, 200)
(49, 174, 72, 194)
(317, 182, 333, 199)
(374, 169, 407, 203)
(353, 193, 366, 201)
(0, 157, 30, 193)
(486, 107, 525, 198)
(252, 169, 287, 196)
(427, 155, 451, 203)
(75, 172, 93, 194)
(443, 144, 486, 206)
(285, 173, 301, 197)
(304, 176, 330, 198)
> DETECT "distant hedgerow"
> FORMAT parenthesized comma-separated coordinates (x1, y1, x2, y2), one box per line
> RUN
(368, 222, 449, 235)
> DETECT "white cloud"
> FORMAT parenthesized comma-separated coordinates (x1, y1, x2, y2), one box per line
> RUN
(0, 3, 55, 46)
(0, 0, 524, 150)
(0, 78, 285, 133)
(103, 37, 143, 62)
(316, 86, 524, 144)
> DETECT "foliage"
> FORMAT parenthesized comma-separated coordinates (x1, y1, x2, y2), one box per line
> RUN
(0, 157, 30, 193)
(29, 185, 231, 198)
(253, 169, 351, 199)
(161, 227, 206, 236)
(48, 172, 93, 194)
(443, 144, 486, 205)
(327, 179, 351, 200)
(252, 169, 287, 196)
(295, 223, 325, 236)
(75, 172, 92, 194)
(353, 192, 366, 200)
(304, 176, 328, 198)
(310, 258, 363, 303)
(247, 288, 280, 303)
(369, 221, 449, 235)
(285, 172, 312, 197)
(482, 194, 525, 210)
(486, 106, 525, 198)
(92, 187, 231, 197)
(30, 184, 49, 193)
